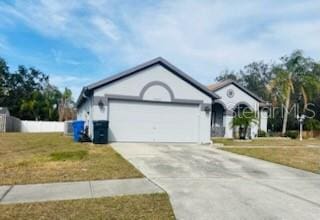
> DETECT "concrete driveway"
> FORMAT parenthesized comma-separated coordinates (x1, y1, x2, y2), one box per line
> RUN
(112, 143, 320, 220)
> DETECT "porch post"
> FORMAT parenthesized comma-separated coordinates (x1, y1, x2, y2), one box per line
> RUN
(224, 110, 233, 138)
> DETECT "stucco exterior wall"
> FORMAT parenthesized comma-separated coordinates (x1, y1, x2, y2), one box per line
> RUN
(79, 64, 213, 143)
(142, 85, 172, 101)
(77, 98, 90, 121)
(94, 64, 211, 103)
(214, 84, 259, 110)
(214, 84, 263, 138)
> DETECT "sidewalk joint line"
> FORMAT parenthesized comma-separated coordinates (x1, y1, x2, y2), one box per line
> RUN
(246, 177, 320, 208)
(88, 181, 94, 198)
(145, 176, 166, 194)
(0, 185, 13, 202)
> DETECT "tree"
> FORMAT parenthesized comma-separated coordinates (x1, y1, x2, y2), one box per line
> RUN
(216, 62, 272, 101)
(241, 61, 273, 100)
(3, 65, 49, 119)
(0, 58, 9, 103)
(304, 118, 320, 131)
(267, 50, 320, 135)
(0, 56, 74, 121)
(214, 50, 320, 133)
(18, 84, 62, 121)
(58, 88, 75, 121)
(42, 85, 62, 121)
(267, 67, 294, 135)
(231, 110, 258, 139)
(215, 69, 240, 82)
(20, 90, 43, 120)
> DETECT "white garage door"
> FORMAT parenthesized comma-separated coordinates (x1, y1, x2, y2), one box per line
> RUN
(108, 100, 199, 142)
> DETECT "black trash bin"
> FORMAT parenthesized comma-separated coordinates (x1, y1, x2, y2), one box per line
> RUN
(93, 120, 109, 144)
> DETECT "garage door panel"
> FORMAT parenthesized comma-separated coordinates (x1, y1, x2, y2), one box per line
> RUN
(108, 102, 154, 142)
(108, 100, 199, 142)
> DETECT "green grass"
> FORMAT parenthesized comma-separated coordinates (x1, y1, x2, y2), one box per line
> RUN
(0, 193, 175, 220)
(222, 147, 320, 173)
(214, 137, 320, 147)
(0, 133, 143, 185)
(50, 150, 88, 161)
(215, 137, 320, 173)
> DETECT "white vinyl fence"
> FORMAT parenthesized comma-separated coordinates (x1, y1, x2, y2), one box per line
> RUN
(21, 121, 64, 133)
(0, 114, 64, 133)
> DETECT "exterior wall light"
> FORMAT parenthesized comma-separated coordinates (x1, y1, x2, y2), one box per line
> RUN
(204, 106, 211, 113)
(98, 99, 104, 108)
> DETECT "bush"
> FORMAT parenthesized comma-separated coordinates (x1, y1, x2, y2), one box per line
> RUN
(258, 130, 267, 137)
(304, 118, 320, 131)
(285, 130, 298, 139)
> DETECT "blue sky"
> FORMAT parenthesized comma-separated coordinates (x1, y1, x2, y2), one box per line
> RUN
(0, 0, 320, 98)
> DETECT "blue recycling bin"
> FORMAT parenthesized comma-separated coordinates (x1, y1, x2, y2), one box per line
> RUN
(72, 120, 85, 142)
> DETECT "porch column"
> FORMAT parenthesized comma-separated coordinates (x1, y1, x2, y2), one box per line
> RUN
(224, 111, 233, 138)
(259, 110, 268, 132)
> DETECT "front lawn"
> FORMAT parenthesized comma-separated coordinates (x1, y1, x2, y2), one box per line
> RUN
(214, 137, 320, 147)
(214, 138, 320, 173)
(0, 133, 143, 185)
(222, 147, 320, 173)
(0, 193, 175, 220)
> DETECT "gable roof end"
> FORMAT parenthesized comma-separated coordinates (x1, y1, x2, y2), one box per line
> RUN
(208, 79, 265, 103)
(76, 57, 219, 107)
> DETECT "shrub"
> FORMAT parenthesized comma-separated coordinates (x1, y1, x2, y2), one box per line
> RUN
(50, 150, 88, 161)
(258, 130, 267, 137)
(285, 130, 298, 139)
(304, 118, 320, 131)
(231, 110, 258, 139)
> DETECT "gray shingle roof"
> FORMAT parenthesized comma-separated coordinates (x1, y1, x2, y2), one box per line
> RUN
(76, 57, 219, 107)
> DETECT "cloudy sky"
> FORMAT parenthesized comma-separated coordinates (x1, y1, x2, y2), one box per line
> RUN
(0, 0, 319, 97)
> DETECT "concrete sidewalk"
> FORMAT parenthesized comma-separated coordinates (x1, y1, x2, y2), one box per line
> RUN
(0, 178, 163, 204)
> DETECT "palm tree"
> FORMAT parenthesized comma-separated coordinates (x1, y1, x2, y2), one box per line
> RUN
(231, 110, 258, 139)
(267, 68, 294, 135)
(267, 50, 320, 135)
(58, 88, 75, 121)
(295, 71, 320, 112)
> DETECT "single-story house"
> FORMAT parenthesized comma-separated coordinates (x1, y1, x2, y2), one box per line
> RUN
(76, 57, 268, 143)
